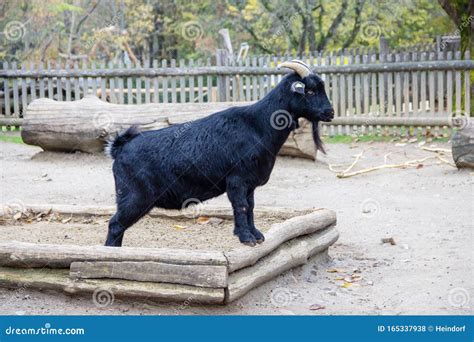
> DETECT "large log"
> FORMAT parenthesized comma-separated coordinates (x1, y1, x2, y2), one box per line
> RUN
(22, 96, 316, 159)
(70, 261, 228, 288)
(225, 209, 336, 272)
(0, 267, 224, 304)
(452, 123, 474, 169)
(226, 226, 339, 303)
(0, 241, 227, 268)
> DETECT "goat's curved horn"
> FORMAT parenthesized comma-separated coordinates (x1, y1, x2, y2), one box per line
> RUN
(277, 59, 312, 78)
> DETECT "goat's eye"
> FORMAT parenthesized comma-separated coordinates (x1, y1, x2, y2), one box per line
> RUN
(306, 90, 315, 95)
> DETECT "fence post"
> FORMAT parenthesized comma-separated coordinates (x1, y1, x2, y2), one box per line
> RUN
(216, 49, 228, 102)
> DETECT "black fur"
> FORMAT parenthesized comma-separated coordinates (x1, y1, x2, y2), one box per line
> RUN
(105, 72, 333, 247)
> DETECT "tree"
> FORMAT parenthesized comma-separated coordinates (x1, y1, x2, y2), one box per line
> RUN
(438, 0, 473, 54)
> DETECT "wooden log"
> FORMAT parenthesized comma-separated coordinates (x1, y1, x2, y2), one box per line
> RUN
(70, 261, 228, 288)
(452, 123, 474, 169)
(225, 209, 336, 272)
(0, 241, 227, 268)
(5, 203, 313, 220)
(21, 96, 316, 159)
(226, 226, 339, 302)
(0, 267, 224, 304)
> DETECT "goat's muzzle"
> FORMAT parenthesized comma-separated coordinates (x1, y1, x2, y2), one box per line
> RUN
(319, 109, 334, 122)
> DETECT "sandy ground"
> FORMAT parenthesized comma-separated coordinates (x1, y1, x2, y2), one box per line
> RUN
(0, 139, 472, 315)
(0, 214, 280, 251)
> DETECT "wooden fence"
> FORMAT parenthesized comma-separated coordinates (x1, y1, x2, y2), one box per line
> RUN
(1, 49, 472, 136)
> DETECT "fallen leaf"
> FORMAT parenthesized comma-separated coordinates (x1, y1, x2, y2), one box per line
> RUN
(61, 217, 72, 224)
(381, 237, 396, 245)
(334, 276, 344, 281)
(13, 212, 22, 220)
(326, 268, 343, 273)
(173, 224, 187, 230)
(342, 282, 352, 288)
(309, 303, 325, 311)
(196, 216, 210, 225)
(416, 163, 424, 169)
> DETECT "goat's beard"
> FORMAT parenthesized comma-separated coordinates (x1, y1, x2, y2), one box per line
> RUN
(311, 120, 326, 154)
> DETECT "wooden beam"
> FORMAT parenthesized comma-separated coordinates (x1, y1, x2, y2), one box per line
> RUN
(1, 60, 472, 78)
(0, 267, 225, 304)
(225, 209, 336, 272)
(70, 261, 228, 288)
(226, 226, 339, 302)
(0, 241, 227, 268)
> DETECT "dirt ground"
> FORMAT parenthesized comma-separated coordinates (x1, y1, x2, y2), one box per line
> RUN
(0, 139, 472, 315)
(0, 213, 280, 251)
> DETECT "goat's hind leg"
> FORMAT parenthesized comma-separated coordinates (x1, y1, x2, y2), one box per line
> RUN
(105, 196, 152, 247)
(226, 178, 257, 247)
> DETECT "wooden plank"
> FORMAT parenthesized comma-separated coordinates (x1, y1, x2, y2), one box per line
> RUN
(56, 59, 62, 101)
(162, 59, 169, 103)
(0, 267, 224, 304)
(91, 61, 97, 97)
(100, 61, 106, 102)
(21, 62, 28, 111)
(412, 52, 420, 136)
(446, 51, 453, 117)
(225, 209, 336, 272)
(455, 51, 461, 112)
(108, 62, 116, 103)
(3, 62, 11, 116)
(65, 63, 72, 101)
(464, 51, 470, 114)
(189, 59, 195, 102)
(29, 62, 36, 101)
(117, 60, 124, 104)
(70, 261, 228, 288)
(136, 61, 142, 105)
(251, 56, 258, 101)
(144, 60, 151, 104)
(0, 241, 228, 268)
(179, 59, 186, 103)
(171, 59, 177, 103)
(227, 226, 338, 303)
(153, 60, 159, 103)
(47, 61, 53, 100)
(420, 53, 427, 116)
(126, 61, 133, 104)
(370, 54, 377, 134)
(347, 55, 354, 135)
(362, 55, 369, 134)
(428, 52, 436, 115)
(74, 61, 82, 101)
(245, 57, 251, 101)
(197, 59, 204, 103)
(38, 62, 45, 99)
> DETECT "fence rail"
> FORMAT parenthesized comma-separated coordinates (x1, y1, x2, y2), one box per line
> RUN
(1, 49, 472, 137)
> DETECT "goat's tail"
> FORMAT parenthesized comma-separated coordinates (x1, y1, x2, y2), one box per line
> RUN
(312, 121, 326, 154)
(105, 125, 141, 159)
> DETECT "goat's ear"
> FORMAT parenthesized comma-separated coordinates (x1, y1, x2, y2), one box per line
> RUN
(291, 81, 305, 95)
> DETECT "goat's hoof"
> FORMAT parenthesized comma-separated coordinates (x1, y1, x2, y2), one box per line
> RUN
(256, 238, 265, 244)
(243, 241, 257, 247)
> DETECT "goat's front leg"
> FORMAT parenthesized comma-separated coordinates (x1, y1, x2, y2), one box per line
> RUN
(247, 191, 265, 244)
(226, 178, 257, 247)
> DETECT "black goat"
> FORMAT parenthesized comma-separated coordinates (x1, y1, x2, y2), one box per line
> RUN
(105, 60, 334, 247)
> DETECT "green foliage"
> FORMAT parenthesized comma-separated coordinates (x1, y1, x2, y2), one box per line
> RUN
(0, 0, 457, 63)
